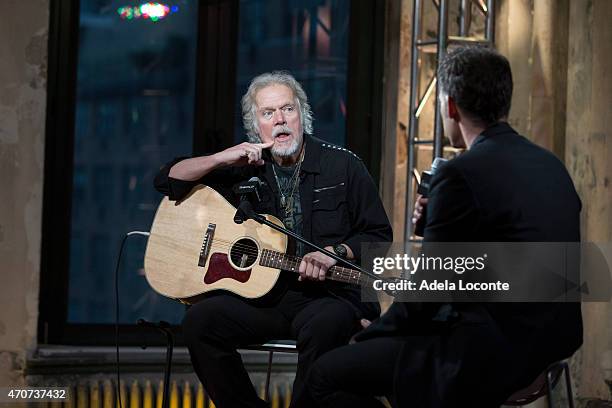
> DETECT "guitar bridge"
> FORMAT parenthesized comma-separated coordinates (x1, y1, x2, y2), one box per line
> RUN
(198, 223, 216, 267)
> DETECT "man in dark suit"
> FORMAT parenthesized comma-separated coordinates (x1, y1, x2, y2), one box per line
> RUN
(307, 46, 583, 407)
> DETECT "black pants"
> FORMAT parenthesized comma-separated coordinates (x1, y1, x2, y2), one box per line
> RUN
(307, 337, 403, 407)
(182, 287, 359, 408)
(307, 323, 534, 408)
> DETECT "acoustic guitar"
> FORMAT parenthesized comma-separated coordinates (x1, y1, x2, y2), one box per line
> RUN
(144, 185, 372, 304)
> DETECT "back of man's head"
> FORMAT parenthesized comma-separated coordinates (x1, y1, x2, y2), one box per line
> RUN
(438, 46, 513, 126)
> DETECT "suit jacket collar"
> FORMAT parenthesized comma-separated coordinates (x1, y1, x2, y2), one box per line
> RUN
(472, 121, 517, 148)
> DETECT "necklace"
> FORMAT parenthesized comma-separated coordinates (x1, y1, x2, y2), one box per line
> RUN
(271, 145, 305, 216)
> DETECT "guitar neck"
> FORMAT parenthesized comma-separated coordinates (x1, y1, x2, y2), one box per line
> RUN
(259, 249, 372, 286)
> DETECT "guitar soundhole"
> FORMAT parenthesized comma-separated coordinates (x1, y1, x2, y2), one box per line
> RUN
(229, 238, 259, 269)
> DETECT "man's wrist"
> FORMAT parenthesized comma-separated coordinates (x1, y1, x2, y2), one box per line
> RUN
(210, 152, 226, 168)
(333, 243, 348, 259)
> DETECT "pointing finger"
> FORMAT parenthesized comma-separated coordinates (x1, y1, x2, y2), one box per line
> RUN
(256, 141, 274, 149)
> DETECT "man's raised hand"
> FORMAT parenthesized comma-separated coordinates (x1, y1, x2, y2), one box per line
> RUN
(216, 141, 274, 167)
(411, 194, 429, 225)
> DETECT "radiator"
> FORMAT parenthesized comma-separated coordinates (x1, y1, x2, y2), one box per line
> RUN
(42, 378, 290, 408)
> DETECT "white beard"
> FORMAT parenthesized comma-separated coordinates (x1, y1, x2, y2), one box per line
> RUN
(272, 133, 303, 158)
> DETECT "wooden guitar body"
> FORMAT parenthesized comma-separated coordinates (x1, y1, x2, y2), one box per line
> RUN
(144, 185, 287, 303)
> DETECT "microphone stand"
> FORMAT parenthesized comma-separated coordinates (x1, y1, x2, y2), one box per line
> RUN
(234, 199, 397, 291)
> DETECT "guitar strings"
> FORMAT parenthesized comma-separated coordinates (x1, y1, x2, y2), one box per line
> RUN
(191, 235, 364, 280)
(202, 237, 291, 255)
(205, 240, 272, 254)
(195, 235, 353, 269)
(203, 237, 276, 252)
(208, 242, 290, 259)
(202, 236, 322, 257)
(204, 239, 358, 271)
(205, 241, 354, 268)
(206, 243, 365, 281)
(207, 241, 317, 261)
(207, 243, 365, 282)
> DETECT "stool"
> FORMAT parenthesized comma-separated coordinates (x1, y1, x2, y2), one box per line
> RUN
(504, 361, 574, 408)
(139, 320, 298, 406)
(243, 340, 298, 402)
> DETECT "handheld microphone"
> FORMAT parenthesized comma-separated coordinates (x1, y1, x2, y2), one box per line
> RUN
(414, 157, 448, 237)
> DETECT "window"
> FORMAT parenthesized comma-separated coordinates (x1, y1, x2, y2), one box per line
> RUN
(234, 0, 350, 146)
(40, 0, 384, 345)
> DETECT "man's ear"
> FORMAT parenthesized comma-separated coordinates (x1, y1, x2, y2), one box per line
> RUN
(447, 96, 460, 121)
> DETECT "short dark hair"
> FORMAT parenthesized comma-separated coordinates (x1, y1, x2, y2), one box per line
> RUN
(438, 46, 513, 125)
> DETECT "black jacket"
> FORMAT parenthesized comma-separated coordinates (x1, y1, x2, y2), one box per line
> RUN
(154, 134, 393, 320)
(358, 122, 583, 407)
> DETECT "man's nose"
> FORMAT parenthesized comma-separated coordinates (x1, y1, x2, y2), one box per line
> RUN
(273, 109, 286, 125)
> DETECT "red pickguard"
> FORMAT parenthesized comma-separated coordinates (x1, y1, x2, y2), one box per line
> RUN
(204, 252, 252, 284)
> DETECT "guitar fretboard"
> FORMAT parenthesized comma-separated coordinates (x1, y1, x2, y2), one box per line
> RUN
(259, 249, 372, 286)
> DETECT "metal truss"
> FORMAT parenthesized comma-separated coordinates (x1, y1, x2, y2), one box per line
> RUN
(404, 0, 496, 243)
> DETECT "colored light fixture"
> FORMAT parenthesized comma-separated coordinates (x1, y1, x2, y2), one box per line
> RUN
(117, 3, 179, 22)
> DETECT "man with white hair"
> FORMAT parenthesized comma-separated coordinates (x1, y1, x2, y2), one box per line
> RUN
(154, 71, 392, 407)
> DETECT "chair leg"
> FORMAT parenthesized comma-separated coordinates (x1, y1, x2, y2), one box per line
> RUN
(265, 351, 273, 402)
(546, 370, 555, 408)
(561, 362, 575, 408)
